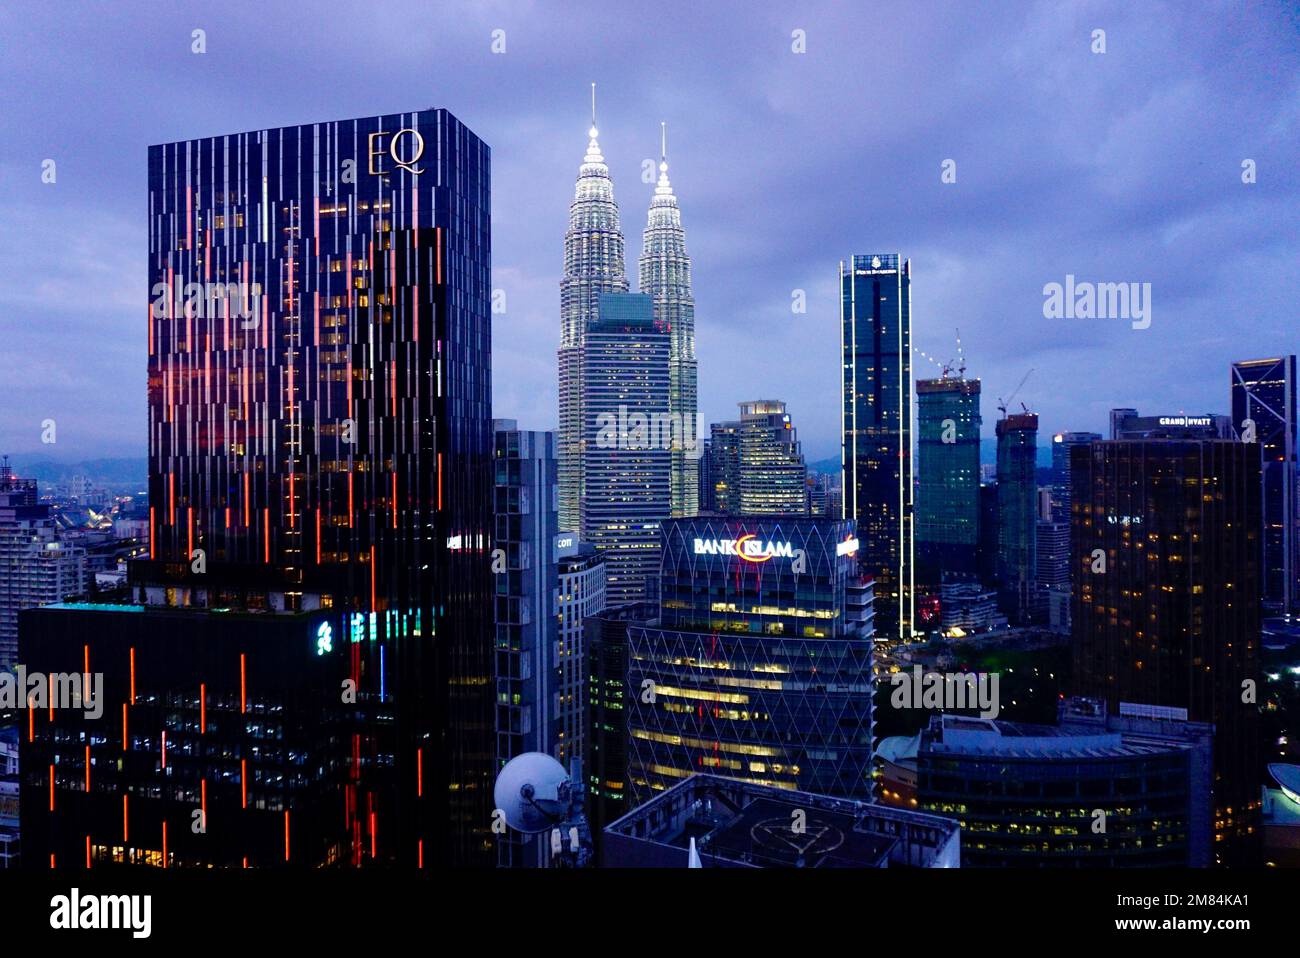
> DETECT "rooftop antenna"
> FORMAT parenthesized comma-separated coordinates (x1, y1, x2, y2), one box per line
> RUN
(955, 327, 966, 378)
(590, 82, 597, 135)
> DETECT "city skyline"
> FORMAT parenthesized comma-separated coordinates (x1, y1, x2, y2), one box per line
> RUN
(3, 1, 1297, 463)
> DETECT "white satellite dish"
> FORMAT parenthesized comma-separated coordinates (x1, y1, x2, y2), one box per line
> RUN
(494, 752, 571, 834)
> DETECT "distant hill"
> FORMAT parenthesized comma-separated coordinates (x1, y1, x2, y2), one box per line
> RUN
(4, 456, 148, 486)
(810, 443, 1053, 475)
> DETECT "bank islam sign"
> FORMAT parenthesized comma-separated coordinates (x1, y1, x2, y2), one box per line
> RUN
(693, 534, 860, 564)
(694, 535, 794, 564)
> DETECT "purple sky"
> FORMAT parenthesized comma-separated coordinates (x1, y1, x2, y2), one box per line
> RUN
(1, 0, 1296, 463)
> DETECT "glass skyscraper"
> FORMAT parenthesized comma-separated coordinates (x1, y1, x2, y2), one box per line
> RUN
(558, 119, 629, 533)
(639, 133, 698, 519)
(995, 413, 1039, 625)
(915, 377, 982, 585)
(579, 292, 671, 606)
(627, 516, 875, 801)
(1231, 356, 1298, 614)
(841, 254, 913, 641)
(1071, 439, 1262, 865)
(24, 108, 495, 868)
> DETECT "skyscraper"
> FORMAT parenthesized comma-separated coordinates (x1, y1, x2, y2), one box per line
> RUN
(706, 419, 742, 514)
(558, 107, 629, 533)
(841, 254, 913, 640)
(639, 126, 698, 519)
(580, 292, 671, 606)
(0, 464, 87, 668)
(916, 377, 982, 586)
(1050, 430, 1101, 519)
(1232, 357, 1298, 614)
(996, 413, 1038, 625)
(1071, 439, 1261, 865)
(737, 400, 808, 515)
(23, 108, 495, 868)
(627, 516, 875, 801)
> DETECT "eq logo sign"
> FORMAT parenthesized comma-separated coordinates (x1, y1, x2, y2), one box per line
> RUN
(693, 536, 795, 564)
(368, 128, 425, 175)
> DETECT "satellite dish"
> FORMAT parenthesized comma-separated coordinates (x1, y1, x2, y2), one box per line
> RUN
(494, 752, 570, 834)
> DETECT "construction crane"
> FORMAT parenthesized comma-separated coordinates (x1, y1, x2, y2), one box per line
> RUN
(997, 368, 1034, 418)
(916, 329, 967, 380)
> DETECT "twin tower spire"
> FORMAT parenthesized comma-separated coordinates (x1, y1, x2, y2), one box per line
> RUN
(558, 84, 699, 532)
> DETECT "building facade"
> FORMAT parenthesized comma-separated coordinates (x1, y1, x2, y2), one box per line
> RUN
(1231, 357, 1298, 614)
(579, 292, 671, 607)
(639, 135, 698, 519)
(0, 466, 87, 668)
(558, 119, 630, 534)
(23, 108, 494, 868)
(916, 377, 982, 588)
(736, 400, 808, 516)
(1071, 439, 1262, 865)
(995, 413, 1039, 625)
(887, 698, 1214, 867)
(627, 516, 875, 802)
(841, 253, 913, 640)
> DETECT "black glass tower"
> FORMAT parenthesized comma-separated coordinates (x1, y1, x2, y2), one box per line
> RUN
(841, 254, 913, 640)
(22, 109, 494, 868)
(1232, 357, 1298, 614)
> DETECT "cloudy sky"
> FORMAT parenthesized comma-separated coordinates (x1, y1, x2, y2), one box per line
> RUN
(1, 0, 1296, 463)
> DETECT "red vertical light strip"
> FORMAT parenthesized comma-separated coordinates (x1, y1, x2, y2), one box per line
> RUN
(370, 546, 376, 611)
(244, 473, 251, 526)
(161, 729, 166, 769)
(84, 745, 90, 791)
(123, 794, 128, 842)
(85, 835, 91, 869)
(200, 683, 206, 734)
(241, 758, 248, 809)
(149, 507, 155, 559)
(187, 507, 193, 557)
(437, 454, 443, 510)
(122, 702, 128, 751)
(315, 509, 321, 565)
(48, 765, 55, 811)
(28, 703, 34, 743)
(129, 647, 136, 704)
(417, 747, 423, 797)
(419, 839, 423, 869)
(392, 473, 398, 529)
(49, 853, 55, 869)
(240, 653, 247, 713)
(83, 644, 89, 679)
(370, 810, 377, 859)
(284, 811, 291, 862)
(168, 472, 175, 524)
(162, 821, 168, 868)
(264, 507, 270, 562)
(201, 778, 207, 823)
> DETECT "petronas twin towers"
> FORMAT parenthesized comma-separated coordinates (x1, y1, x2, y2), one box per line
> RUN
(558, 96, 698, 536)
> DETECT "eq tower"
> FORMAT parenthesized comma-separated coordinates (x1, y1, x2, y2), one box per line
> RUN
(841, 254, 913, 640)
(21, 109, 494, 869)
